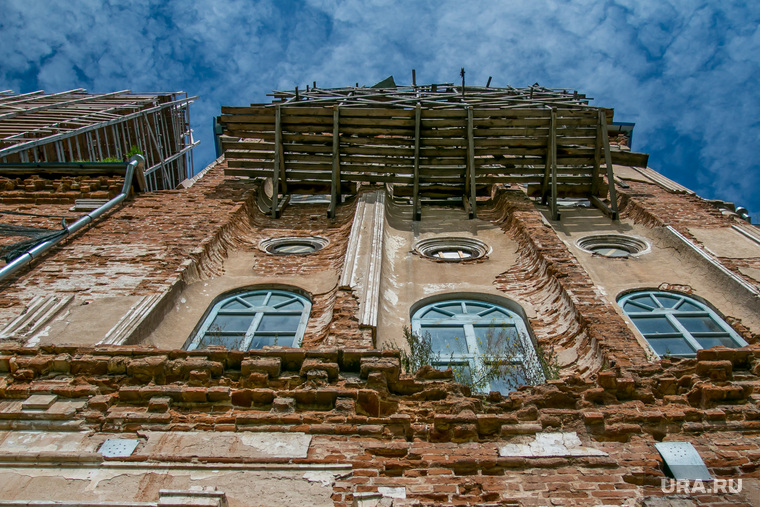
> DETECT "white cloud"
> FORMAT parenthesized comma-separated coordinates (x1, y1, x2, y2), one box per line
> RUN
(1, 0, 759, 215)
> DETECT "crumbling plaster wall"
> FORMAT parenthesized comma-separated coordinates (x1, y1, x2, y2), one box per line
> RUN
(376, 200, 528, 350)
(147, 191, 359, 349)
(617, 177, 760, 344)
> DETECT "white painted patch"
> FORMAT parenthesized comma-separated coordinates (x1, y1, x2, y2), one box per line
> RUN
(499, 432, 607, 457)
(303, 471, 336, 487)
(378, 487, 406, 499)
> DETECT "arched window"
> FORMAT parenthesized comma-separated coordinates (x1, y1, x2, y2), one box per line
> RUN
(618, 291, 748, 358)
(411, 298, 544, 393)
(185, 289, 311, 351)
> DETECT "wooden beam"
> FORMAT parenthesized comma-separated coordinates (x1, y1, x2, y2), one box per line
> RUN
(271, 105, 282, 218)
(549, 108, 559, 220)
(328, 106, 341, 218)
(599, 110, 619, 220)
(466, 106, 476, 218)
(413, 105, 421, 221)
(590, 195, 616, 219)
(591, 112, 603, 196)
(609, 150, 649, 168)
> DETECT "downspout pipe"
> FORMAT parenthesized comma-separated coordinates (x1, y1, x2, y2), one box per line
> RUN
(0, 155, 145, 284)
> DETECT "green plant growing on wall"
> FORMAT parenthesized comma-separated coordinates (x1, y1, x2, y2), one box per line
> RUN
(124, 145, 143, 159)
(390, 325, 559, 394)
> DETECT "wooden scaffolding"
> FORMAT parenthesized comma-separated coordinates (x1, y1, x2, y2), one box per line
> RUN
(0, 90, 198, 191)
(220, 82, 646, 220)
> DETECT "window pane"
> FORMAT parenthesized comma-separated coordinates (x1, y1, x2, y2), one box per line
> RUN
(435, 249, 469, 259)
(695, 336, 740, 349)
(629, 295, 656, 309)
(422, 326, 468, 354)
(240, 293, 267, 307)
(622, 302, 649, 313)
(591, 246, 629, 257)
(211, 314, 254, 333)
(258, 314, 301, 333)
(435, 362, 473, 386)
(631, 316, 677, 334)
(478, 308, 511, 320)
(464, 302, 491, 314)
(221, 298, 249, 310)
(473, 325, 519, 354)
(489, 363, 532, 393)
(678, 301, 702, 311)
(272, 243, 315, 254)
(647, 337, 695, 356)
(678, 316, 723, 333)
(275, 300, 305, 311)
(199, 333, 246, 350)
(267, 294, 293, 306)
(421, 309, 451, 320)
(654, 294, 682, 308)
(437, 303, 465, 314)
(249, 335, 294, 349)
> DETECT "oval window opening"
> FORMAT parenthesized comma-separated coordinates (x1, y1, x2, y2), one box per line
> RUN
(260, 236, 328, 255)
(577, 234, 649, 258)
(414, 237, 489, 262)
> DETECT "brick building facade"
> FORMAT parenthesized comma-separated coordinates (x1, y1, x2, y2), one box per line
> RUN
(0, 84, 758, 506)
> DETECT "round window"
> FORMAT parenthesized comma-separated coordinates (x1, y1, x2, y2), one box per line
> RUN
(260, 236, 328, 255)
(414, 237, 489, 261)
(577, 234, 649, 258)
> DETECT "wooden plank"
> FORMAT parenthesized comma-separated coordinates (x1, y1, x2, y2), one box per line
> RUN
(609, 150, 649, 167)
(590, 195, 616, 219)
(271, 106, 282, 217)
(550, 109, 559, 220)
(329, 106, 340, 218)
(473, 126, 594, 137)
(337, 117, 415, 127)
(221, 106, 272, 115)
(328, 107, 416, 118)
(273, 106, 338, 116)
(340, 154, 414, 166)
(472, 118, 550, 128)
(341, 136, 413, 147)
(467, 106, 476, 218)
(472, 109, 551, 118)
(599, 110, 619, 218)
(282, 134, 334, 143)
(591, 113, 603, 196)
(343, 145, 415, 157)
(540, 109, 553, 204)
(338, 126, 415, 136)
(222, 140, 276, 151)
(419, 109, 467, 118)
(413, 105, 421, 221)
(227, 159, 275, 169)
(220, 114, 276, 124)
(474, 147, 546, 156)
(474, 138, 547, 148)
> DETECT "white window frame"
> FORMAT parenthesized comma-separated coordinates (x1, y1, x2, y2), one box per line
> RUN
(411, 298, 544, 393)
(618, 291, 747, 358)
(185, 289, 311, 351)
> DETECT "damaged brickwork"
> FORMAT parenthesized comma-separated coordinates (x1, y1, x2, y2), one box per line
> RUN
(481, 189, 649, 370)
(0, 343, 758, 506)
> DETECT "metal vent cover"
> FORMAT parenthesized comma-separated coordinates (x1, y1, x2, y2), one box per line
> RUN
(654, 442, 712, 480)
(99, 438, 140, 457)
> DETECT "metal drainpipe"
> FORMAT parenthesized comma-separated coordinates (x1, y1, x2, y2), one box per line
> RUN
(0, 155, 145, 284)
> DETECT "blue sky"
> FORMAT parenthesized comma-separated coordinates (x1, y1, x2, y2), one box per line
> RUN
(2, 0, 759, 218)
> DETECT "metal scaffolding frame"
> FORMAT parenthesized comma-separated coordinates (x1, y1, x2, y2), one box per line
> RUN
(0, 90, 199, 191)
